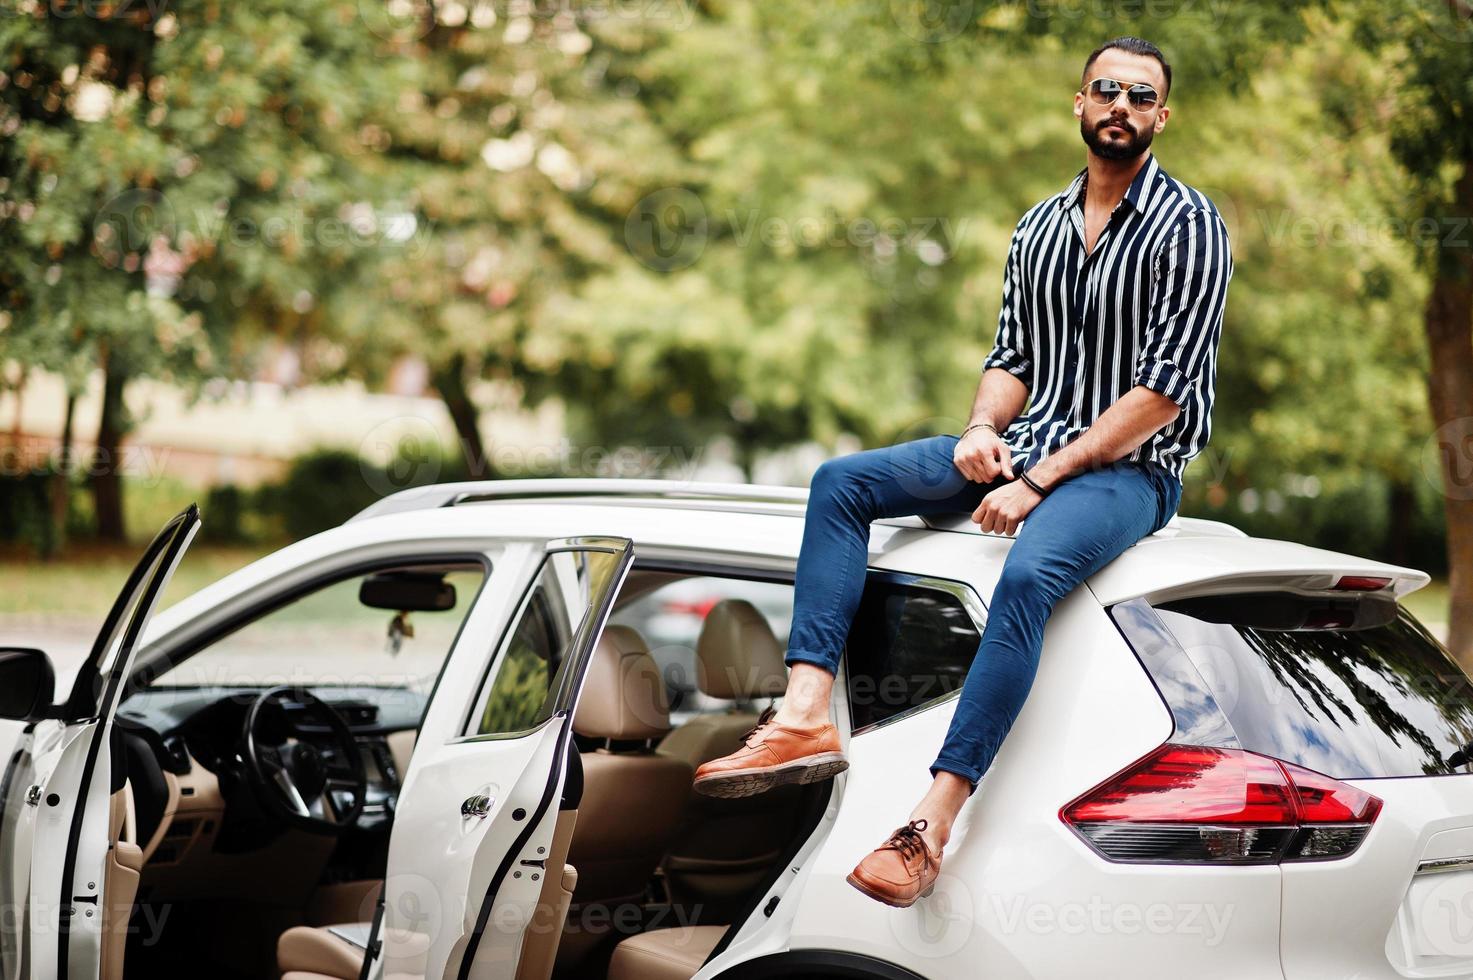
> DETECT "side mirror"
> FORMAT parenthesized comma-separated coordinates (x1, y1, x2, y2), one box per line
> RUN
(0, 648, 56, 722)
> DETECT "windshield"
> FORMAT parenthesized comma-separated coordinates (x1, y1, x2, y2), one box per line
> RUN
(148, 565, 485, 696)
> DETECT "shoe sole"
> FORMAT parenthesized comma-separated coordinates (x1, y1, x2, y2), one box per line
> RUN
(845, 872, 936, 909)
(692, 752, 849, 799)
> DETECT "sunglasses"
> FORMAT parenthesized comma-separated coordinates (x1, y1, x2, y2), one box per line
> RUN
(1082, 77, 1162, 111)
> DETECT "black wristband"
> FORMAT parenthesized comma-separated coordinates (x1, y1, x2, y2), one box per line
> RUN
(961, 422, 998, 438)
(1019, 471, 1050, 497)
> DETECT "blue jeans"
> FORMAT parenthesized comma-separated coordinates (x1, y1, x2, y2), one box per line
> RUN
(785, 434, 1181, 786)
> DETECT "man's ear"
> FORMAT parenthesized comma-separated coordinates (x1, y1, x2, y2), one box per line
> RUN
(1154, 105, 1170, 133)
(1073, 90, 1085, 120)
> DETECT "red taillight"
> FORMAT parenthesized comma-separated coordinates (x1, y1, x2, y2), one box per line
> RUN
(662, 596, 720, 617)
(1333, 575, 1393, 592)
(1280, 760, 1382, 823)
(1064, 745, 1296, 824)
(1061, 744, 1381, 865)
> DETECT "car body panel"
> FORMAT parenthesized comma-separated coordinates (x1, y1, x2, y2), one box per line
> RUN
(1285, 775, 1473, 979)
(777, 583, 1286, 980)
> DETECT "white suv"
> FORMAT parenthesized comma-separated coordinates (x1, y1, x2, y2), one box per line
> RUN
(2, 478, 1471, 980)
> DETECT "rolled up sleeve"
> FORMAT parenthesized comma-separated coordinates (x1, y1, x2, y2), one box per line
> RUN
(1135, 208, 1232, 408)
(982, 217, 1034, 387)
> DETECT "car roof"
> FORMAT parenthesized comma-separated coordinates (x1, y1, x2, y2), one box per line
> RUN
(349, 478, 1429, 605)
(350, 477, 1237, 538)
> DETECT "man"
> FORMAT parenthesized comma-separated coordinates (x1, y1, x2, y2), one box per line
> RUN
(692, 36, 1231, 907)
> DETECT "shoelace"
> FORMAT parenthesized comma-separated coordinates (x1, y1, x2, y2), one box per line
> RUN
(740, 705, 778, 746)
(881, 819, 931, 864)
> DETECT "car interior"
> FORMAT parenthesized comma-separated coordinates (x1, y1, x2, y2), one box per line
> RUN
(105, 560, 835, 980)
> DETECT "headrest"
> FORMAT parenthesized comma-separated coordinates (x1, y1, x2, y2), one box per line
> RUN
(573, 626, 670, 741)
(695, 599, 787, 700)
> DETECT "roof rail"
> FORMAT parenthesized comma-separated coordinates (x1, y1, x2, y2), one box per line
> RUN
(346, 476, 1250, 542)
(346, 478, 811, 524)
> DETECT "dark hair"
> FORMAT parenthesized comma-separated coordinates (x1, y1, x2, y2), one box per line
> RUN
(1081, 36, 1172, 100)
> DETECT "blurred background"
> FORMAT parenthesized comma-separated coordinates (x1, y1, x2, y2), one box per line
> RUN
(1, 0, 1470, 669)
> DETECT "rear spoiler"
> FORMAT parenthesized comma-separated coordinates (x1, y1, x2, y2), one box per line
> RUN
(1087, 535, 1430, 606)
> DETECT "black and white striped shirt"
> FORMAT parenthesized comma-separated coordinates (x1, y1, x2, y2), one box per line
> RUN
(983, 155, 1232, 482)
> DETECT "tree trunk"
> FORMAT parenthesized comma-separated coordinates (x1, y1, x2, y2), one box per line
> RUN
(1387, 479, 1415, 567)
(1425, 162, 1473, 667)
(46, 391, 76, 560)
(7, 368, 23, 445)
(433, 353, 491, 480)
(92, 360, 128, 542)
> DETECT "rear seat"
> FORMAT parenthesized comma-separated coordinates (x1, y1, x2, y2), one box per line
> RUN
(657, 600, 806, 916)
(606, 926, 728, 980)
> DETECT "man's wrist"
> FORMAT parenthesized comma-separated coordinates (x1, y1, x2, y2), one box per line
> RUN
(1026, 458, 1066, 490)
(962, 421, 998, 438)
(1018, 470, 1050, 498)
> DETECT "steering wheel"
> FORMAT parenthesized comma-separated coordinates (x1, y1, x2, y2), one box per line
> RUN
(241, 687, 367, 833)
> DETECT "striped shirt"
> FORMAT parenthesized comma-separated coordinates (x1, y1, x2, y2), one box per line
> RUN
(983, 155, 1232, 482)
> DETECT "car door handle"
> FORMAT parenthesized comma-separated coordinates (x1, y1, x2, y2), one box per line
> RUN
(461, 794, 493, 818)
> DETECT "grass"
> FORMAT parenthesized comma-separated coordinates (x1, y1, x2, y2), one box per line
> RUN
(0, 542, 274, 621)
(1402, 578, 1451, 627)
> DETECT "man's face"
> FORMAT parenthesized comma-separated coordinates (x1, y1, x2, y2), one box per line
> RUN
(1074, 49, 1171, 162)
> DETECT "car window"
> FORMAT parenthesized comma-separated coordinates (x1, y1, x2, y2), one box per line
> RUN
(149, 563, 485, 695)
(1112, 593, 1473, 778)
(609, 575, 793, 725)
(844, 576, 984, 732)
(470, 548, 625, 736)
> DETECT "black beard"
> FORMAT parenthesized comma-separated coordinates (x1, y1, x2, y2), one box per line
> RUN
(1081, 115, 1154, 161)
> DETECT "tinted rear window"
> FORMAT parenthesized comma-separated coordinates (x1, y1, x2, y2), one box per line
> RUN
(1112, 593, 1473, 779)
(845, 578, 981, 732)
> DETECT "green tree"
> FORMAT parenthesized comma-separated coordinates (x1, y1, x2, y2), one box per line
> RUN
(1324, 0, 1473, 662)
(1, 0, 405, 539)
(330, 5, 689, 480)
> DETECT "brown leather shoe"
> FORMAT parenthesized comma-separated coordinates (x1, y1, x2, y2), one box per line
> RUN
(846, 819, 942, 908)
(691, 707, 848, 799)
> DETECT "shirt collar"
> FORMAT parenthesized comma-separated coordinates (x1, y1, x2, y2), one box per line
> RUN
(1058, 154, 1160, 213)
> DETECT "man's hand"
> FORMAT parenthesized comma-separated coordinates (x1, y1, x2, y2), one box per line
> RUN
(953, 427, 1016, 484)
(971, 480, 1043, 536)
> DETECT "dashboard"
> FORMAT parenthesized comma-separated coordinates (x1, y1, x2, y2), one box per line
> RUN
(117, 685, 427, 839)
